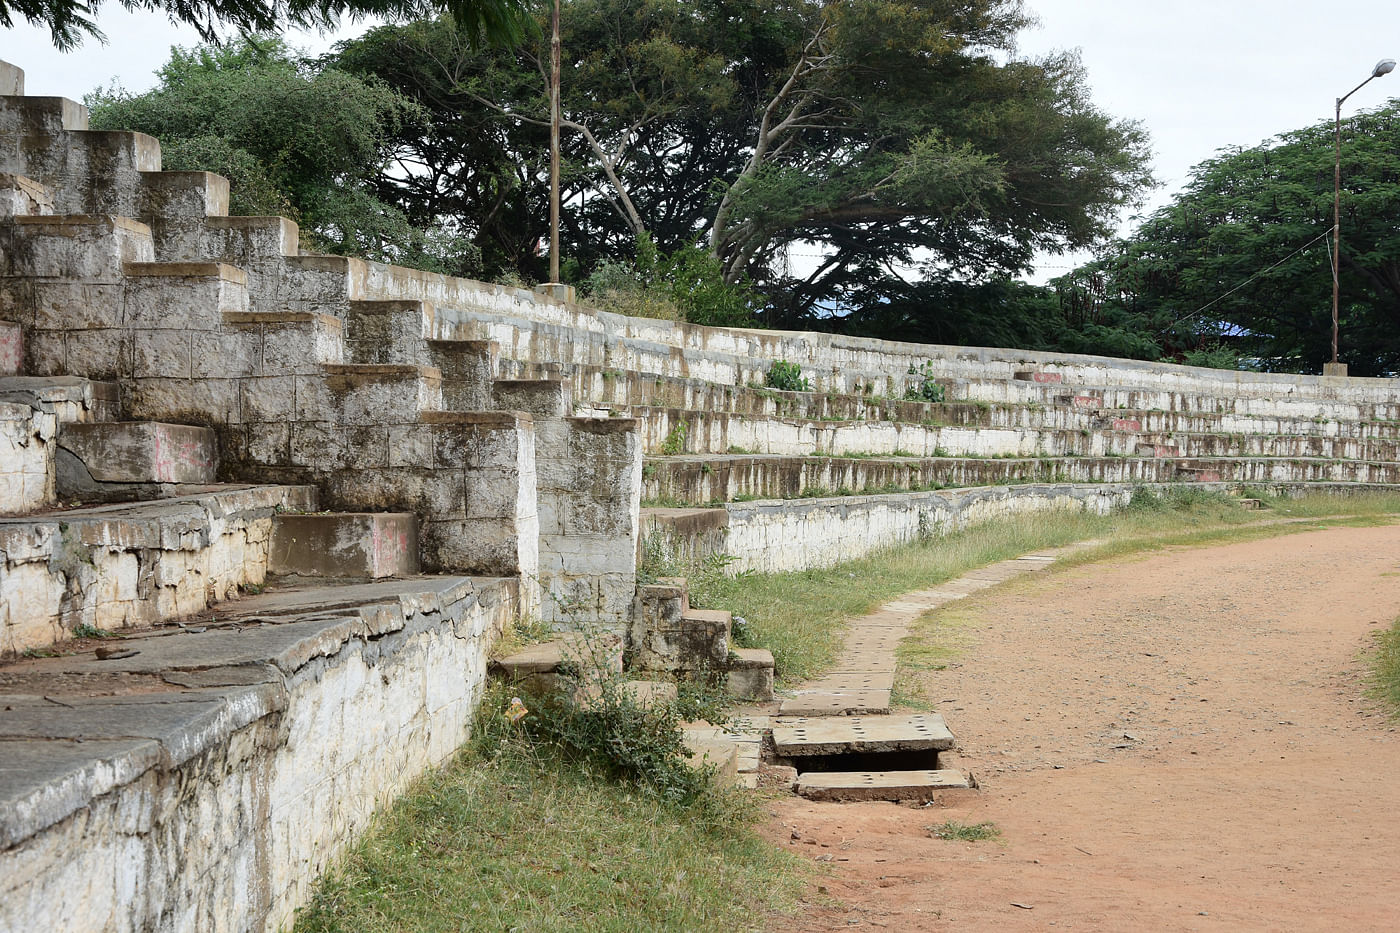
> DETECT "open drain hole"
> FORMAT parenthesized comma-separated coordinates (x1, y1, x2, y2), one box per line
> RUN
(786, 748, 943, 774)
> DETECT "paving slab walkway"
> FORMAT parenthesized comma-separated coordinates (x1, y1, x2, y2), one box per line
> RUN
(777, 551, 1074, 717)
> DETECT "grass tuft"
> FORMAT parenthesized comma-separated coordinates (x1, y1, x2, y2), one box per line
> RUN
(929, 820, 1001, 842)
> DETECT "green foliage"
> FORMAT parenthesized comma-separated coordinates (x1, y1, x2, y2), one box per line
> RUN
(327, 1, 1149, 320)
(1061, 100, 1400, 375)
(764, 360, 810, 392)
(71, 623, 115, 639)
(479, 682, 713, 806)
(1181, 344, 1243, 371)
(582, 234, 760, 327)
(87, 38, 483, 277)
(1368, 616, 1400, 718)
(12, 0, 531, 52)
(903, 361, 946, 403)
(659, 419, 689, 456)
(843, 277, 1164, 361)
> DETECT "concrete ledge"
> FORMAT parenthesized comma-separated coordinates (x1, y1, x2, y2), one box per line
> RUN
(0, 573, 517, 931)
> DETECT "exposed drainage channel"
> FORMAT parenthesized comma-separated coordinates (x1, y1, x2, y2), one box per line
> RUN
(728, 546, 1101, 802)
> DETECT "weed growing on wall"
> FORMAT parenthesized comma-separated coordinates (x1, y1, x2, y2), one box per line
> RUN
(904, 360, 946, 403)
(765, 360, 810, 392)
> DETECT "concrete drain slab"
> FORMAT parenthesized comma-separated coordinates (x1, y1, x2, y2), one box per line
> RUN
(840, 630, 906, 653)
(778, 690, 891, 716)
(800, 672, 895, 692)
(772, 714, 955, 756)
(796, 769, 971, 802)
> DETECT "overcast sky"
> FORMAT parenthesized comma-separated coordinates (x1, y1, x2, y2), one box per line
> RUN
(2, 0, 1398, 279)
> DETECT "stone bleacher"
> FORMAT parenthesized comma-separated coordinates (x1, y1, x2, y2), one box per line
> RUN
(3, 53, 1400, 930)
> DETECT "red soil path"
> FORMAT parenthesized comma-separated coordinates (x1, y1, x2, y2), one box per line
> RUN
(763, 523, 1400, 932)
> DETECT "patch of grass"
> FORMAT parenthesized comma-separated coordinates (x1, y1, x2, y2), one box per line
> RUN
(71, 623, 116, 639)
(928, 820, 1001, 842)
(295, 698, 805, 932)
(1368, 616, 1400, 717)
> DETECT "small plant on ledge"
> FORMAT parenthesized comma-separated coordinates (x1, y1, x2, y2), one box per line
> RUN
(765, 360, 810, 392)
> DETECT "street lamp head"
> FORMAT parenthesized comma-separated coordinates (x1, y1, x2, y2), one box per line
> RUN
(1374, 59, 1397, 78)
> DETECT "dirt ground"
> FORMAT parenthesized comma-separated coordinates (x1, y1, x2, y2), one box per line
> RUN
(762, 523, 1400, 932)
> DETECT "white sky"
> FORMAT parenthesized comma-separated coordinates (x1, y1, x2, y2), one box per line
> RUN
(2, 1, 1398, 282)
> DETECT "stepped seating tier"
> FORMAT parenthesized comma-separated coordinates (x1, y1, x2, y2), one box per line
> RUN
(0, 483, 317, 656)
(643, 453, 1400, 505)
(631, 404, 1400, 461)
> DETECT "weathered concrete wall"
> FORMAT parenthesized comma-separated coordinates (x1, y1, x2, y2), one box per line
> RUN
(536, 416, 643, 629)
(0, 484, 316, 656)
(0, 400, 55, 514)
(643, 484, 1131, 574)
(0, 576, 516, 932)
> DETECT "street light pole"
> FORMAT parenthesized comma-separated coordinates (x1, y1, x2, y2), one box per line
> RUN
(1330, 57, 1395, 372)
(549, 0, 562, 286)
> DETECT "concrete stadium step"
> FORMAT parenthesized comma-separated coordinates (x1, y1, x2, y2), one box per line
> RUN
(0, 483, 318, 656)
(56, 420, 218, 501)
(0, 571, 518, 923)
(945, 377, 1400, 421)
(641, 452, 1400, 504)
(269, 512, 420, 580)
(0, 172, 54, 217)
(0, 376, 120, 423)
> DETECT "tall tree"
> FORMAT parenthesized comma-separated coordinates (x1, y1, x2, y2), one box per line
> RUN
(1059, 100, 1400, 375)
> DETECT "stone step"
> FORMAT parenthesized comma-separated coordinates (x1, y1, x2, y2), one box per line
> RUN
(268, 512, 419, 580)
(1136, 442, 1180, 458)
(772, 713, 956, 756)
(795, 768, 972, 803)
(616, 680, 677, 707)
(56, 421, 217, 495)
(0, 172, 53, 217)
(726, 646, 775, 701)
(0, 483, 317, 656)
(1014, 370, 1063, 384)
(490, 631, 625, 696)
(345, 300, 433, 365)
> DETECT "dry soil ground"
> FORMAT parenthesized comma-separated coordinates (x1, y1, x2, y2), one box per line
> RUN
(763, 522, 1400, 932)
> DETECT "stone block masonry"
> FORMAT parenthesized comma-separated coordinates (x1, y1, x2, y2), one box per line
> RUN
(0, 400, 55, 514)
(0, 574, 517, 932)
(535, 415, 642, 629)
(0, 484, 316, 656)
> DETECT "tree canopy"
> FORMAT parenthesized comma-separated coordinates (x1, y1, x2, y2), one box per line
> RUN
(3, 0, 529, 51)
(325, 0, 1151, 327)
(1057, 100, 1400, 375)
